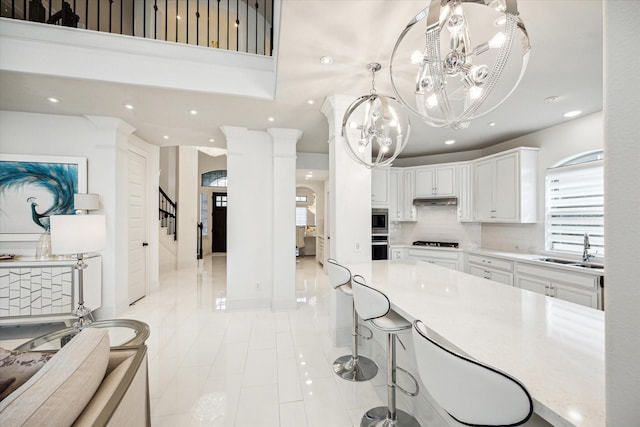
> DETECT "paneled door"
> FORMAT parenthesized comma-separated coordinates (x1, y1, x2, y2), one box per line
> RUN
(128, 150, 147, 304)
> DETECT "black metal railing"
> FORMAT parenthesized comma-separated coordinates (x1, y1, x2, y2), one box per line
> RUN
(197, 222, 203, 259)
(159, 187, 177, 240)
(2, 0, 274, 56)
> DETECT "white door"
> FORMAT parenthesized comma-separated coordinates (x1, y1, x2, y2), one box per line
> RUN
(128, 150, 147, 304)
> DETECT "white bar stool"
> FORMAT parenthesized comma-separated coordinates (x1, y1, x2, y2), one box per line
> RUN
(352, 275, 420, 427)
(412, 320, 534, 426)
(327, 259, 378, 382)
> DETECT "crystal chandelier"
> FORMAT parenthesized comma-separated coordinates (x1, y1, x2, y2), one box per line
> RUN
(341, 63, 411, 168)
(390, 0, 530, 129)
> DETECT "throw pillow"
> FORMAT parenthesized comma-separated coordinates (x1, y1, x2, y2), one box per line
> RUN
(0, 348, 55, 401)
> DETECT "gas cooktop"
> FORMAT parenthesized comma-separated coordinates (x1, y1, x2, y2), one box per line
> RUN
(412, 241, 459, 248)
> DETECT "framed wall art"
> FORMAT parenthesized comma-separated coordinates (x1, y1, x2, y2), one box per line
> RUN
(0, 154, 87, 241)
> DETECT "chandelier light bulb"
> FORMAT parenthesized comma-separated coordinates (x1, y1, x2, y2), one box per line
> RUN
(342, 63, 411, 168)
(390, 0, 531, 130)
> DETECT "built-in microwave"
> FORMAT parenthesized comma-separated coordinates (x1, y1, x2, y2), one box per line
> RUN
(372, 208, 388, 234)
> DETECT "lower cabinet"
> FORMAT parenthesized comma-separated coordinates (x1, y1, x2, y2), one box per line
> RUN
(467, 254, 514, 286)
(408, 248, 460, 271)
(390, 247, 407, 260)
(515, 263, 600, 309)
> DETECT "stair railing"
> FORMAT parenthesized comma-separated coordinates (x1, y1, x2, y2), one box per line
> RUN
(159, 187, 177, 241)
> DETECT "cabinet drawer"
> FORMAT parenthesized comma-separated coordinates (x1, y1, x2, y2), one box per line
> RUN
(516, 263, 598, 290)
(408, 248, 459, 261)
(468, 254, 513, 272)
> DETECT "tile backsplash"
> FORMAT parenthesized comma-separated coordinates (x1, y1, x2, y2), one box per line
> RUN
(391, 205, 481, 249)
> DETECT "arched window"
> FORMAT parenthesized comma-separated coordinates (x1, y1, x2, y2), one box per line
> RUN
(202, 170, 227, 187)
(545, 150, 603, 257)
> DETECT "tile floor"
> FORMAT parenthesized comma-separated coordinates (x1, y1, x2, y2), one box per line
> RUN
(121, 255, 392, 427)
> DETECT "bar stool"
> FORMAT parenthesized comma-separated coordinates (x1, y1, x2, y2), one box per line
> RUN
(327, 259, 378, 382)
(351, 275, 420, 427)
(412, 320, 534, 426)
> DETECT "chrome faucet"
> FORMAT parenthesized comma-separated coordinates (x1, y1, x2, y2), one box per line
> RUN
(582, 233, 592, 262)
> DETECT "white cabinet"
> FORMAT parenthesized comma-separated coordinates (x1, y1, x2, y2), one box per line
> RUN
(389, 168, 417, 222)
(467, 254, 514, 286)
(415, 165, 456, 197)
(457, 162, 474, 222)
(474, 147, 538, 223)
(372, 167, 389, 206)
(515, 263, 601, 309)
(390, 247, 407, 260)
(317, 236, 325, 265)
(408, 248, 460, 271)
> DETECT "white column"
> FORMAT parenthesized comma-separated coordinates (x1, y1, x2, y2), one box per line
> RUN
(222, 126, 274, 310)
(268, 128, 303, 310)
(176, 146, 199, 270)
(604, 2, 640, 424)
(322, 95, 372, 346)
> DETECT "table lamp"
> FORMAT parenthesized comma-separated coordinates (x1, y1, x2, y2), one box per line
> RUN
(50, 214, 106, 329)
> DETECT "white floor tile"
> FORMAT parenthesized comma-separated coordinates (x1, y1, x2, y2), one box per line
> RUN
(235, 384, 280, 427)
(279, 401, 308, 427)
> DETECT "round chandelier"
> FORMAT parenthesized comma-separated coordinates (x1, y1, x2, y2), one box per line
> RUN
(390, 0, 531, 130)
(341, 63, 411, 168)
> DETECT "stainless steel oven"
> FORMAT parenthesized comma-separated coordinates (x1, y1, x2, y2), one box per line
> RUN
(372, 235, 389, 260)
(372, 208, 388, 234)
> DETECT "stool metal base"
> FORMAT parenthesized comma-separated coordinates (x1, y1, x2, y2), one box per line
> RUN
(360, 406, 421, 427)
(333, 354, 378, 382)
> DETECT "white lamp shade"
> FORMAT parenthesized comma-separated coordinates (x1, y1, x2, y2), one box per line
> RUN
(74, 193, 100, 211)
(50, 215, 106, 255)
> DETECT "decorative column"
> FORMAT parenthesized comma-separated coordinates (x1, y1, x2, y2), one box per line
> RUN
(322, 95, 372, 346)
(176, 146, 199, 270)
(268, 128, 303, 310)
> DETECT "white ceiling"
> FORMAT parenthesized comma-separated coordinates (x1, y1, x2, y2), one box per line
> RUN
(0, 1, 603, 159)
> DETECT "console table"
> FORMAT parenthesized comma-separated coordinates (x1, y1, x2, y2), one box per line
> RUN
(0, 255, 102, 326)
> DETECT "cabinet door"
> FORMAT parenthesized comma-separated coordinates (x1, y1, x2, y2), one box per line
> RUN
(468, 265, 488, 279)
(475, 160, 494, 220)
(372, 168, 389, 205)
(389, 169, 402, 221)
(552, 283, 599, 309)
(457, 164, 473, 222)
(433, 259, 459, 271)
(494, 153, 518, 220)
(516, 276, 550, 297)
(415, 167, 435, 197)
(403, 170, 417, 220)
(435, 166, 456, 196)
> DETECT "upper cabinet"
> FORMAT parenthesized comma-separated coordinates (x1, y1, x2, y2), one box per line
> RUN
(415, 164, 456, 197)
(371, 167, 389, 207)
(389, 168, 417, 222)
(473, 147, 538, 223)
(457, 162, 474, 222)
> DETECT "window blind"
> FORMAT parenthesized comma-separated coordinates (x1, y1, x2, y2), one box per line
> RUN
(545, 160, 604, 255)
(296, 207, 307, 227)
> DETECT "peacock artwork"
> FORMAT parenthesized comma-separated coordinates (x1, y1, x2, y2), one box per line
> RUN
(0, 155, 87, 240)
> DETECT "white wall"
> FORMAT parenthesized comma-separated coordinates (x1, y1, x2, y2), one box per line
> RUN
(603, 1, 640, 423)
(0, 111, 159, 318)
(176, 146, 199, 269)
(159, 146, 178, 200)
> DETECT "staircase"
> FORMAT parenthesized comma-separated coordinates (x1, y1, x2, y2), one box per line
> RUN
(159, 187, 177, 272)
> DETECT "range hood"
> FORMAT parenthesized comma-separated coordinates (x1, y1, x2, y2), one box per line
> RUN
(413, 197, 458, 206)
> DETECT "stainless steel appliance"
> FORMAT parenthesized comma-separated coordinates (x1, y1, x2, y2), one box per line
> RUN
(372, 235, 389, 260)
(372, 208, 388, 234)
(412, 241, 459, 248)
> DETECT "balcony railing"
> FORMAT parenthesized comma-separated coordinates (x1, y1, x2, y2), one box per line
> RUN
(1, 0, 274, 56)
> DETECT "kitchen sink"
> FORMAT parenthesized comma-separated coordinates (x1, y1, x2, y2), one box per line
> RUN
(535, 257, 604, 269)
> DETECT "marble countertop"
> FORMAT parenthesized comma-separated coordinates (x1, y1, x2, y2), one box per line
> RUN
(345, 259, 604, 427)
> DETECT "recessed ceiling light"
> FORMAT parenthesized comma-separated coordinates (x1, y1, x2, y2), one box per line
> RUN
(189, 109, 198, 115)
(124, 104, 135, 110)
(488, 122, 496, 127)
(209, 138, 215, 143)
(268, 117, 275, 122)
(445, 139, 456, 145)
(163, 135, 169, 140)
(47, 97, 60, 104)
(307, 99, 315, 105)
(494, 16, 506, 26)
(176, 15, 181, 20)
(320, 56, 333, 65)
(544, 96, 560, 103)
(563, 110, 582, 118)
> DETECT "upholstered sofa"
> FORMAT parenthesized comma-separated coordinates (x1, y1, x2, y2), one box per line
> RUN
(0, 328, 150, 426)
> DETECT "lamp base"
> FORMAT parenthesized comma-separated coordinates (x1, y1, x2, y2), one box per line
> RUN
(35, 231, 52, 259)
(73, 303, 93, 330)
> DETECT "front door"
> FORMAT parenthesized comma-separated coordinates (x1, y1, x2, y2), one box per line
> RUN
(212, 193, 227, 252)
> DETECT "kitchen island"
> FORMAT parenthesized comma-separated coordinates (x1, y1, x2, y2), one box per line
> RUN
(344, 259, 604, 427)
